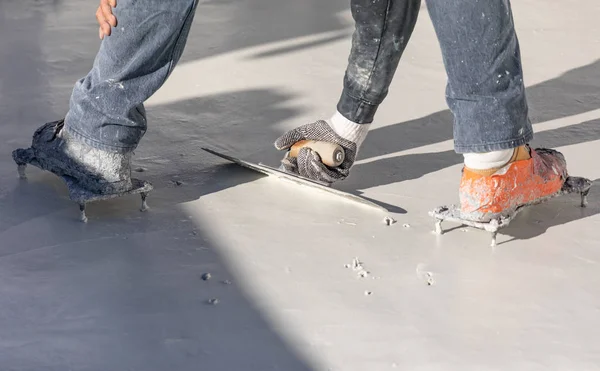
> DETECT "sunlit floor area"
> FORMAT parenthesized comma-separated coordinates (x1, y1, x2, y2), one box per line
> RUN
(1, 0, 600, 369)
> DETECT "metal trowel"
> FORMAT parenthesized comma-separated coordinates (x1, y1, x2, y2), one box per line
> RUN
(201, 140, 388, 212)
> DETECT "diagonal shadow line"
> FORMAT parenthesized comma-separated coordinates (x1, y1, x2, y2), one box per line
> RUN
(358, 59, 600, 161)
(0, 189, 318, 371)
(429, 178, 599, 247)
(3, 3, 598, 369)
(341, 118, 600, 192)
(248, 32, 352, 59)
(206, 160, 408, 215)
(1, 87, 302, 231)
(1, 94, 319, 371)
(136, 60, 600, 213)
(495, 177, 600, 245)
(356, 192, 407, 214)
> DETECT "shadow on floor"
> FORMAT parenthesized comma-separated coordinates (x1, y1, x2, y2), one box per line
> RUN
(0, 183, 316, 370)
(499, 178, 600, 244)
(324, 60, 600, 192)
(1, 2, 599, 368)
(439, 178, 600, 246)
(0, 12, 320, 364)
(342, 118, 600, 191)
(358, 59, 600, 161)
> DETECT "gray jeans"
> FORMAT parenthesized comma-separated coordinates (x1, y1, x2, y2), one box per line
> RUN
(65, 0, 532, 154)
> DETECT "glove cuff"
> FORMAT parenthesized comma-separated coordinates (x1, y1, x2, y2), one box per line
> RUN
(328, 111, 370, 148)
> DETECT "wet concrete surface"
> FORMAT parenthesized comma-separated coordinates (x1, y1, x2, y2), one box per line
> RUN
(1, 0, 600, 370)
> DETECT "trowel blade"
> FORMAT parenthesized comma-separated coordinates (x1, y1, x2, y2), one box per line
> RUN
(201, 147, 388, 212)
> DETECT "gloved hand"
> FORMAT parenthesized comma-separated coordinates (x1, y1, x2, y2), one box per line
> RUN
(274, 120, 360, 184)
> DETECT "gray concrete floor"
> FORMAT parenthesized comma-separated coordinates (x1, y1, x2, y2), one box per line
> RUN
(1, 0, 600, 370)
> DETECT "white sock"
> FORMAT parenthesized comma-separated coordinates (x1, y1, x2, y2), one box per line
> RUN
(328, 111, 370, 148)
(463, 149, 514, 170)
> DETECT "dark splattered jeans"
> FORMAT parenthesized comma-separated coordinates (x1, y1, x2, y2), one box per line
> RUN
(337, 0, 533, 153)
(65, 0, 531, 155)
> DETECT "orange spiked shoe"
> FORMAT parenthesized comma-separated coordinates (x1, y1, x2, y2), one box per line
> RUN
(429, 145, 592, 246)
(458, 145, 567, 222)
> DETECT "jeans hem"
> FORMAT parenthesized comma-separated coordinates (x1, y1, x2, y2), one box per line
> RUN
(336, 91, 379, 124)
(454, 129, 533, 153)
(65, 126, 137, 154)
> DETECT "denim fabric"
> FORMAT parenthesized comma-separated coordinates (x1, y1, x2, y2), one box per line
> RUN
(65, 0, 531, 154)
(64, 0, 199, 153)
(337, 0, 421, 125)
(337, 0, 533, 153)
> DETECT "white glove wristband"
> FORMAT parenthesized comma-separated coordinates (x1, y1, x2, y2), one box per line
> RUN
(328, 111, 370, 148)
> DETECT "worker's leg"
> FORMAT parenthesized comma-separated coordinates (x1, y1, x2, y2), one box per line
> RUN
(16, 0, 199, 194)
(65, 0, 199, 152)
(425, 0, 567, 221)
(336, 0, 422, 125)
(425, 0, 532, 153)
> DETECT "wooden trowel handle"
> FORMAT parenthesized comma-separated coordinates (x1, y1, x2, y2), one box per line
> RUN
(289, 140, 345, 167)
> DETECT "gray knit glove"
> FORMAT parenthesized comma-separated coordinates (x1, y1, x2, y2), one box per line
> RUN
(274, 120, 358, 184)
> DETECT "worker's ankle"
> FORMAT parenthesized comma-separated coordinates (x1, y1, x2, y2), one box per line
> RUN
(463, 145, 530, 176)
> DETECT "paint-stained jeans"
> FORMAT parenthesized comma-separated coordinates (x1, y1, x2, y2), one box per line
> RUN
(338, 0, 533, 153)
(65, 0, 532, 155)
(64, 0, 199, 153)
